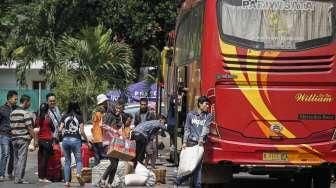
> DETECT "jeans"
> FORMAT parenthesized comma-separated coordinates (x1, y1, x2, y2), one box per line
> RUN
(191, 162, 202, 188)
(7, 140, 13, 176)
(0, 135, 10, 177)
(177, 161, 202, 188)
(62, 137, 82, 183)
(177, 141, 203, 188)
(13, 139, 29, 182)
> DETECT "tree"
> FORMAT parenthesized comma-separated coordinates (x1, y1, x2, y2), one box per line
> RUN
(56, 25, 135, 120)
(97, 0, 178, 77)
(0, 0, 178, 81)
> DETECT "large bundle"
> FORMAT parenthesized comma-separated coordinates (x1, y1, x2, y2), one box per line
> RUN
(81, 168, 92, 183)
(92, 160, 133, 187)
(107, 137, 136, 161)
(92, 160, 110, 186)
(125, 162, 156, 187)
(153, 168, 166, 184)
(177, 145, 204, 178)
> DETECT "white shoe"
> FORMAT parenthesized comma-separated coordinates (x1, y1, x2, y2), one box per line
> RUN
(43, 179, 52, 183)
(38, 179, 44, 183)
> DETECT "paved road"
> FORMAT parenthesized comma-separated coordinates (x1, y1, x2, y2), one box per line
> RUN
(0, 149, 177, 188)
(1, 135, 335, 188)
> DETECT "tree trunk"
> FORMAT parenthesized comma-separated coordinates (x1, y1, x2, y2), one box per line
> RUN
(83, 78, 90, 122)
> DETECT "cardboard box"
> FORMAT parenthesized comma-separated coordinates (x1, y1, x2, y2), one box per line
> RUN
(71, 168, 78, 183)
(153, 168, 166, 184)
(81, 168, 92, 183)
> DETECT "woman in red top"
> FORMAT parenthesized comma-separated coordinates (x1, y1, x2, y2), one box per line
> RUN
(35, 103, 55, 183)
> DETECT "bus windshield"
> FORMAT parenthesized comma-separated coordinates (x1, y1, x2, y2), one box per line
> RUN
(218, 0, 335, 50)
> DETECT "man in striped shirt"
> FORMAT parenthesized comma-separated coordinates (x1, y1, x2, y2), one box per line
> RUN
(10, 95, 35, 184)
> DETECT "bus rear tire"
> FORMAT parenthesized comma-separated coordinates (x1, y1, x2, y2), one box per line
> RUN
(294, 172, 312, 188)
(313, 167, 331, 188)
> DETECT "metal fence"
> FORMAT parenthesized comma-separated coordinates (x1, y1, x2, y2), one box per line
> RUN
(0, 89, 50, 112)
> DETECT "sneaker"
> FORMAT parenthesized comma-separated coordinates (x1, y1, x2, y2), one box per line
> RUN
(38, 179, 44, 183)
(64, 182, 70, 187)
(14, 179, 30, 184)
(0, 176, 4, 182)
(76, 175, 85, 186)
(43, 179, 52, 183)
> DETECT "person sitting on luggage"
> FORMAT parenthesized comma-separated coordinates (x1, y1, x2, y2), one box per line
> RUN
(58, 100, 91, 187)
(97, 101, 123, 188)
(35, 103, 54, 183)
(131, 114, 167, 167)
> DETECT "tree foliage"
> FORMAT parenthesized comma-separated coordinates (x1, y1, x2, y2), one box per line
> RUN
(0, 0, 177, 76)
(56, 25, 135, 119)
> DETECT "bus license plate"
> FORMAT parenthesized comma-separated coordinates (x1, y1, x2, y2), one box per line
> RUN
(263, 152, 288, 161)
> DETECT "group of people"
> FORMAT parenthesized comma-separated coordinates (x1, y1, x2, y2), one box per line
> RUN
(0, 89, 213, 188)
(91, 94, 167, 188)
(0, 91, 63, 184)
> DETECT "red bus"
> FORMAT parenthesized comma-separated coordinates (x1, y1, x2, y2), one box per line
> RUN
(163, 0, 336, 187)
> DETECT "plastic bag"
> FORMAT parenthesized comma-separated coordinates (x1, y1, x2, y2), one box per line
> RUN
(146, 171, 156, 187)
(124, 174, 148, 186)
(177, 145, 204, 178)
(135, 162, 150, 178)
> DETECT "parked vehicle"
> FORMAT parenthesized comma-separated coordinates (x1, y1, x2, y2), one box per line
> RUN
(162, 0, 336, 187)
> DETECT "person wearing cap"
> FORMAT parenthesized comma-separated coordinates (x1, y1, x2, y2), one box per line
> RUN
(91, 94, 108, 165)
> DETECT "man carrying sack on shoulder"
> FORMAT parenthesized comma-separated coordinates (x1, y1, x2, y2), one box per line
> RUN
(177, 96, 213, 188)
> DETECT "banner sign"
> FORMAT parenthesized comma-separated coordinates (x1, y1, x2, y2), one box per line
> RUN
(241, 0, 315, 11)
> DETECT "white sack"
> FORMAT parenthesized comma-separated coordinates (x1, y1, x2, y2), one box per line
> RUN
(125, 174, 148, 186)
(135, 162, 150, 178)
(177, 145, 204, 178)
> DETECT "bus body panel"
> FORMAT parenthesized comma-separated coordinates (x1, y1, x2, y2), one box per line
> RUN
(172, 0, 336, 169)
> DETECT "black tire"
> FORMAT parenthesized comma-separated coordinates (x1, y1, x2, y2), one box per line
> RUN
(294, 172, 312, 188)
(313, 167, 331, 188)
(202, 183, 225, 188)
